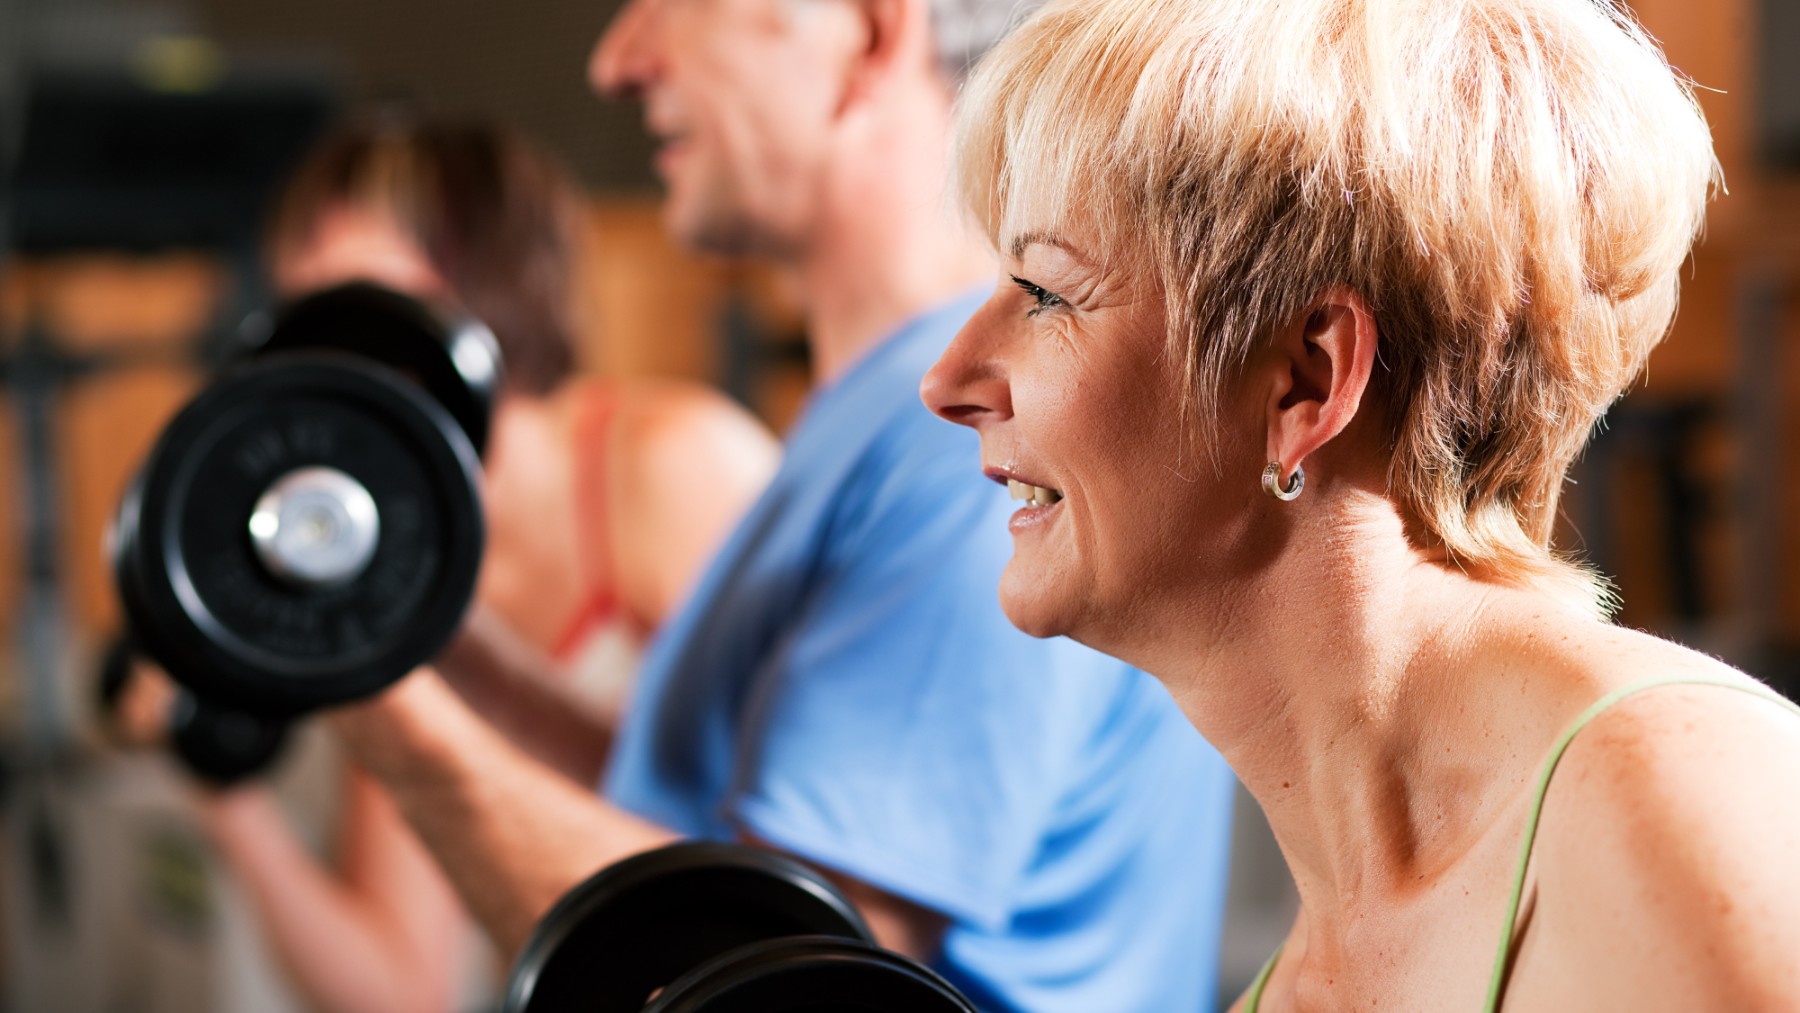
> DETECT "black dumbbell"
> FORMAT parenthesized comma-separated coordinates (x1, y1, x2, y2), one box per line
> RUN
(169, 695, 292, 787)
(96, 633, 291, 786)
(110, 283, 500, 783)
(244, 282, 501, 457)
(504, 842, 976, 1013)
(645, 936, 979, 1013)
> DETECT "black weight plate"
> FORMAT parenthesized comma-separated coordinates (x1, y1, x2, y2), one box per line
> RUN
(504, 842, 873, 1013)
(646, 937, 978, 1013)
(250, 283, 502, 457)
(169, 693, 292, 786)
(116, 355, 483, 716)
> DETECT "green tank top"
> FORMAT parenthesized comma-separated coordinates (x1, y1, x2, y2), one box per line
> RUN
(1241, 675, 1800, 1012)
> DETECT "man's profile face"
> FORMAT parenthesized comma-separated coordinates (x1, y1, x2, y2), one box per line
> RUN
(590, 0, 860, 256)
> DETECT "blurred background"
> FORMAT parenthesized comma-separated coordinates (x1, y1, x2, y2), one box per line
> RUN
(0, 0, 1793, 1009)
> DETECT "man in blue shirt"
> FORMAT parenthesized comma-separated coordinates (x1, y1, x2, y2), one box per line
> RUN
(335, 0, 1238, 1007)
(604, 291, 1234, 1009)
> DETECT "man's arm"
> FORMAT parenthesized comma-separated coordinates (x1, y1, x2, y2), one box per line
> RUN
(433, 607, 615, 785)
(330, 669, 946, 962)
(428, 386, 775, 787)
(328, 669, 676, 958)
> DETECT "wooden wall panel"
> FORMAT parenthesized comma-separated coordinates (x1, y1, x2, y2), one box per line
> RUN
(57, 369, 202, 632)
(580, 197, 809, 429)
(31, 256, 225, 356)
(1, 256, 217, 641)
(581, 200, 737, 382)
(1584, 0, 1800, 651)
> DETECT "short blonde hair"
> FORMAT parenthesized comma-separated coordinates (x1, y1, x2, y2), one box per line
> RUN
(956, 0, 1719, 610)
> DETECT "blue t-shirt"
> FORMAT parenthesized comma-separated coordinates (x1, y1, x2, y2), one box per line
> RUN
(605, 294, 1236, 1012)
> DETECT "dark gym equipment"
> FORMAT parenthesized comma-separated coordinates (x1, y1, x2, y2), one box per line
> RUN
(646, 936, 979, 1013)
(110, 284, 499, 782)
(11, 65, 333, 254)
(95, 635, 138, 719)
(168, 693, 291, 787)
(96, 633, 292, 786)
(504, 842, 976, 1013)
(247, 283, 503, 458)
(1759, 0, 1800, 168)
(505, 842, 870, 1013)
(115, 358, 482, 711)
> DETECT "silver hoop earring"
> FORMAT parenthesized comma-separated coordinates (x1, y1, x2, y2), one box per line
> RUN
(1261, 461, 1304, 501)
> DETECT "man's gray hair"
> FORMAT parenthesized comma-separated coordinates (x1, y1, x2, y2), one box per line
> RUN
(928, 0, 1044, 83)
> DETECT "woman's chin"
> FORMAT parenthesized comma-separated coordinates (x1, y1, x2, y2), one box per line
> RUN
(998, 573, 1076, 641)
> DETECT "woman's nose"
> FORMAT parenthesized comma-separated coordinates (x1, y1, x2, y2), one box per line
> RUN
(921, 302, 1012, 429)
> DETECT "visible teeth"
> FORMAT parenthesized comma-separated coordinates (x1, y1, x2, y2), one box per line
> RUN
(1007, 478, 1063, 508)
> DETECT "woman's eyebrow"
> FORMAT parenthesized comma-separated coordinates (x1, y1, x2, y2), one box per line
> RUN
(1007, 231, 1074, 259)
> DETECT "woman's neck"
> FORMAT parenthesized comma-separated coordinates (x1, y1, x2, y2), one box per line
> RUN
(1139, 495, 1581, 915)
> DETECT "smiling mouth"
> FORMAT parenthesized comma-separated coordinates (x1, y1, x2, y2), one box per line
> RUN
(644, 116, 688, 150)
(1006, 477, 1063, 509)
(650, 135, 690, 177)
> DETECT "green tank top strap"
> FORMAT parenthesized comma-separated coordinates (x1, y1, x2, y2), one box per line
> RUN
(1243, 943, 1282, 1012)
(1483, 674, 1800, 1012)
(1240, 675, 1798, 1013)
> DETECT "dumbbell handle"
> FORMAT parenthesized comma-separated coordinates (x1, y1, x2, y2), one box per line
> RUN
(95, 636, 291, 785)
(170, 692, 292, 787)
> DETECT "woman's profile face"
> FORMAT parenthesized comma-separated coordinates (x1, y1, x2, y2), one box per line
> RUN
(923, 231, 1260, 651)
(271, 203, 447, 301)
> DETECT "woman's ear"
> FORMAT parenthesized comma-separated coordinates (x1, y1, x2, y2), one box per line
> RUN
(1262, 286, 1378, 482)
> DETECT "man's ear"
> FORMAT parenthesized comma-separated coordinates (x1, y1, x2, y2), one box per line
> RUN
(836, 0, 935, 114)
(1262, 286, 1378, 483)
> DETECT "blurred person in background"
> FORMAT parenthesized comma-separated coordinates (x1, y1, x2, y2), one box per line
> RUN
(118, 115, 780, 1013)
(318, 0, 1240, 1007)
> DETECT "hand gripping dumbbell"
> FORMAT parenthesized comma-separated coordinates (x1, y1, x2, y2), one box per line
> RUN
(504, 842, 977, 1013)
(110, 283, 500, 784)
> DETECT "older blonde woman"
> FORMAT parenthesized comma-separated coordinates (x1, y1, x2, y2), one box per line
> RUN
(922, 0, 1800, 1008)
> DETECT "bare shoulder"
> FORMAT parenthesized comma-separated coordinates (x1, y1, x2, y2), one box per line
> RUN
(1523, 626, 1800, 1007)
(608, 378, 774, 450)
(593, 379, 779, 620)
(601, 379, 779, 491)
(1556, 624, 1796, 756)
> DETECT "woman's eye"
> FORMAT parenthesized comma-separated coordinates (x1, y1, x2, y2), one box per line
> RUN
(1010, 275, 1064, 317)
